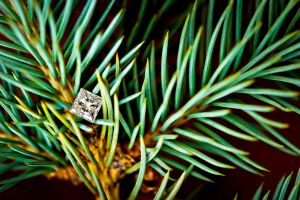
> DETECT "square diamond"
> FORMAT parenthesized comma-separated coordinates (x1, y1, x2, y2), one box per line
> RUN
(70, 88, 102, 122)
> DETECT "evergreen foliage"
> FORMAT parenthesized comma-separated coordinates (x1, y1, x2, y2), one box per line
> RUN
(0, 0, 299, 199)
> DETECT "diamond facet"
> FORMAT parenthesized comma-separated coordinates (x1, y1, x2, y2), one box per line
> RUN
(70, 88, 102, 122)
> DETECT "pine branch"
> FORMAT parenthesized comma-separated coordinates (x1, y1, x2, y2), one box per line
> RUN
(0, 0, 299, 199)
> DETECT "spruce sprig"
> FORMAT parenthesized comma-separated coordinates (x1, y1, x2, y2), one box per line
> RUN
(0, 0, 299, 199)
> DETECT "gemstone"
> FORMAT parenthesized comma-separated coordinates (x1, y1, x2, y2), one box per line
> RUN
(70, 88, 102, 122)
